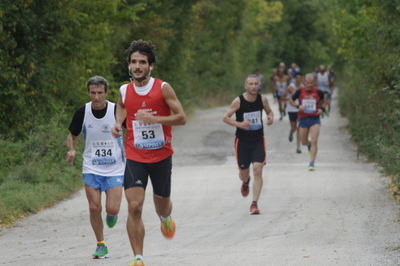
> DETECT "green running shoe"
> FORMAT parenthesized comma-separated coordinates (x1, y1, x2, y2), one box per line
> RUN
(161, 216, 176, 239)
(130, 258, 145, 266)
(92, 244, 109, 259)
(308, 162, 316, 171)
(106, 215, 118, 228)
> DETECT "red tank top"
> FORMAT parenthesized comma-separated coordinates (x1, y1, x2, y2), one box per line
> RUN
(298, 87, 322, 119)
(125, 78, 173, 163)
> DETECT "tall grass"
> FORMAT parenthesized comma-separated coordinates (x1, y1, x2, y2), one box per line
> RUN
(339, 69, 400, 198)
(0, 112, 83, 226)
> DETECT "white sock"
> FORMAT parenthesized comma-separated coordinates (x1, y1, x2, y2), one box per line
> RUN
(135, 255, 144, 261)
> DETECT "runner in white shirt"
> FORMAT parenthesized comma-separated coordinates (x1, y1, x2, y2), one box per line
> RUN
(283, 72, 303, 153)
(66, 76, 125, 259)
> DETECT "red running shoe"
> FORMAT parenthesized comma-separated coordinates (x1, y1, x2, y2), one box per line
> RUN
(241, 177, 250, 197)
(249, 202, 260, 215)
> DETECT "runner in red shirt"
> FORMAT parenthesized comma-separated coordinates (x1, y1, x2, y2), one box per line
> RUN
(289, 73, 326, 171)
(111, 40, 186, 266)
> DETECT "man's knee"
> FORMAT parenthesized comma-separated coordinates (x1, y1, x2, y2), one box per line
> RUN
(88, 202, 102, 214)
(128, 200, 143, 218)
(106, 205, 120, 216)
(253, 164, 263, 177)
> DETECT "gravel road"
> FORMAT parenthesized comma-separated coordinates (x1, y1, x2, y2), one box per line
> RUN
(0, 93, 399, 266)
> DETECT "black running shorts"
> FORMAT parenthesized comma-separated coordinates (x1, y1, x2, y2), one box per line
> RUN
(124, 156, 172, 197)
(234, 137, 266, 169)
(288, 112, 298, 122)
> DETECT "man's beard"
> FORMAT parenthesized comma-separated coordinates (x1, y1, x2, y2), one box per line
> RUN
(133, 69, 150, 82)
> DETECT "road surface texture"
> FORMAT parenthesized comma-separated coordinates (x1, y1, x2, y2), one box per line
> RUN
(1, 94, 399, 266)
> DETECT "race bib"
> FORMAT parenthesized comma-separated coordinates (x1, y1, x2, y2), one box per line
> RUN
(91, 140, 117, 165)
(243, 111, 262, 130)
(302, 99, 317, 113)
(133, 120, 165, 150)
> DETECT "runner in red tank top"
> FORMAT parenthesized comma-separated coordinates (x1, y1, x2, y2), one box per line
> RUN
(111, 40, 186, 266)
(289, 73, 326, 171)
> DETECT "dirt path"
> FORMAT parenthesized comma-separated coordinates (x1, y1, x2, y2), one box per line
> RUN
(0, 94, 399, 265)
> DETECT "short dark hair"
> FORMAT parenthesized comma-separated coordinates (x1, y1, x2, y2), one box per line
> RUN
(86, 76, 109, 92)
(126, 39, 156, 65)
(295, 72, 303, 77)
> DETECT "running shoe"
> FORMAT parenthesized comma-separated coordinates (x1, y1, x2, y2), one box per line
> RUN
(241, 177, 250, 197)
(296, 147, 302, 154)
(288, 131, 293, 142)
(130, 258, 145, 266)
(249, 202, 260, 215)
(161, 216, 176, 239)
(308, 162, 315, 171)
(92, 244, 109, 259)
(106, 214, 118, 228)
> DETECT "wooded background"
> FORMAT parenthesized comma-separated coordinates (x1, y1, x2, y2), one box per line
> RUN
(0, 0, 399, 224)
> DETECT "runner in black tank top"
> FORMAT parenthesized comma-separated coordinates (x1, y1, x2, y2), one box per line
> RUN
(235, 94, 264, 142)
(223, 74, 274, 215)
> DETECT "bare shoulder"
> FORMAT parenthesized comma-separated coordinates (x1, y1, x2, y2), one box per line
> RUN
(161, 81, 177, 99)
(231, 96, 241, 109)
(261, 94, 269, 103)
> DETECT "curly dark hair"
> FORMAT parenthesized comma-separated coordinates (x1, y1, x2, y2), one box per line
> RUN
(125, 39, 156, 65)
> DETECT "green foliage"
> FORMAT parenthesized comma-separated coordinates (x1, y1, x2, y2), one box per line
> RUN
(2, 0, 399, 225)
(0, 112, 82, 225)
(336, 0, 400, 188)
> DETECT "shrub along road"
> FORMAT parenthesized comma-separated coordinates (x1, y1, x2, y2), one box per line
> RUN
(0, 94, 399, 265)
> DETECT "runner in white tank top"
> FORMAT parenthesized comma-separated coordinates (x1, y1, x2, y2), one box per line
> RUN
(66, 76, 125, 259)
(317, 65, 332, 117)
(283, 72, 303, 153)
(273, 62, 290, 121)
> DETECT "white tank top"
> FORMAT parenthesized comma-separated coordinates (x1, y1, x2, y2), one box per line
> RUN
(317, 72, 330, 91)
(286, 83, 299, 113)
(82, 101, 125, 176)
(276, 81, 287, 94)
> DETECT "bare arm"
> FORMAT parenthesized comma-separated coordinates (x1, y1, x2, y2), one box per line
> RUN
(282, 84, 293, 101)
(135, 82, 186, 126)
(66, 133, 77, 164)
(222, 97, 250, 129)
(289, 89, 299, 108)
(272, 76, 278, 94)
(111, 92, 126, 137)
(262, 95, 274, 125)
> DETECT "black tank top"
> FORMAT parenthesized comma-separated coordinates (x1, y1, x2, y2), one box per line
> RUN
(235, 94, 264, 141)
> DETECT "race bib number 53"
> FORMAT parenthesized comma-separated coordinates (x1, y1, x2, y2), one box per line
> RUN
(133, 121, 165, 150)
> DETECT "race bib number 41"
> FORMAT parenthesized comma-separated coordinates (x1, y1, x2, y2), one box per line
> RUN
(243, 111, 262, 130)
(91, 140, 117, 165)
(302, 99, 317, 113)
(133, 120, 165, 150)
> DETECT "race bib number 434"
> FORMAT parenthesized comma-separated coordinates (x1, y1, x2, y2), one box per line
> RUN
(133, 121, 165, 150)
(91, 140, 117, 165)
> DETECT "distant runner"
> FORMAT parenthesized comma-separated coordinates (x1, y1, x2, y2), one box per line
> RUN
(283, 72, 303, 153)
(273, 62, 290, 120)
(112, 40, 187, 266)
(255, 68, 265, 93)
(290, 73, 326, 171)
(316, 65, 331, 116)
(223, 74, 274, 214)
(66, 76, 125, 259)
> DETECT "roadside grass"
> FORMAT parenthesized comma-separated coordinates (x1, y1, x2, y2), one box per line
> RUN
(338, 74, 400, 201)
(0, 114, 83, 227)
